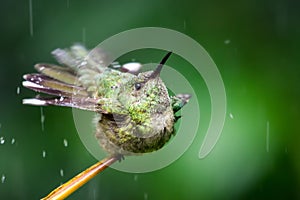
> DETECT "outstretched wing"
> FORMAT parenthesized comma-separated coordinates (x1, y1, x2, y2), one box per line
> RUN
(22, 44, 143, 111)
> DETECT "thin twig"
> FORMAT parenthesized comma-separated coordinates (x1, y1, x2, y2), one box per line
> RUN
(41, 156, 119, 200)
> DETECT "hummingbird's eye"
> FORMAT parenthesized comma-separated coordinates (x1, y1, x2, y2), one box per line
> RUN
(134, 82, 142, 90)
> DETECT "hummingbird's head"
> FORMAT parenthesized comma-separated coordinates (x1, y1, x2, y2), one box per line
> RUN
(118, 52, 173, 123)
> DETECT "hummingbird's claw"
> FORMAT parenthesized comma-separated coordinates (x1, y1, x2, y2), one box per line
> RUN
(114, 154, 125, 162)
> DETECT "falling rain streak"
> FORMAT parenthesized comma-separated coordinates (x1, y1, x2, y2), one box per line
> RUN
(266, 121, 270, 152)
(40, 107, 45, 131)
(29, 0, 33, 36)
(92, 189, 97, 200)
(82, 27, 86, 45)
(144, 193, 148, 200)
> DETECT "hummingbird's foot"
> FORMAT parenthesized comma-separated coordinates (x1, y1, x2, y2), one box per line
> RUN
(113, 154, 125, 162)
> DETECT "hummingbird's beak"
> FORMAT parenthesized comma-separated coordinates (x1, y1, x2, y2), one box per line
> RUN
(149, 51, 172, 79)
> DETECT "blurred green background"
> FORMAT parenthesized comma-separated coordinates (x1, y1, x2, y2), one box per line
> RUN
(0, 0, 299, 199)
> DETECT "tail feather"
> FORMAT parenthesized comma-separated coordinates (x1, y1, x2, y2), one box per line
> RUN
(23, 74, 89, 97)
(34, 63, 79, 86)
(23, 96, 99, 111)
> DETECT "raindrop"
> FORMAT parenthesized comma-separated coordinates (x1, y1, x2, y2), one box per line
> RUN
(224, 39, 231, 44)
(63, 139, 68, 147)
(1, 175, 5, 183)
(60, 169, 64, 177)
(11, 138, 15, 145)
(40, 107, 45, 131)
(42, 150, 46, 158)
(229, 113, 234, 119)
(16, 87, 20, 94)
(122, 62, 142, 74)
(0, 137, 5, 145)
(80, 60, 87, 67)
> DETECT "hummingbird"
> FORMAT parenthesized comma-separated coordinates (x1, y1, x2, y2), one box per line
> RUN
(22, 44, 191, 199)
